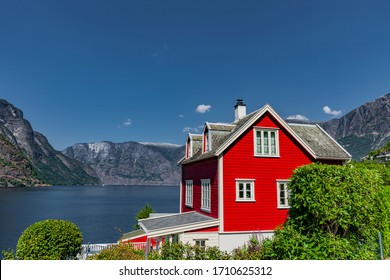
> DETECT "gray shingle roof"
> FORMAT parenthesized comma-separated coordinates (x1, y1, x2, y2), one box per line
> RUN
(288, 123, 351, 160)
(139, 212, 218, 236)
(181, 105, 351, 164)
(119, 229, 146, 241)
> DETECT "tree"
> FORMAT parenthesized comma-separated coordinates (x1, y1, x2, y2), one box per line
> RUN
(133, 204, 154, 229)
(16, 219, 83, 260)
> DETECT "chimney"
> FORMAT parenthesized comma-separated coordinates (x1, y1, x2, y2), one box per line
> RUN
(234, 99, 246, 122)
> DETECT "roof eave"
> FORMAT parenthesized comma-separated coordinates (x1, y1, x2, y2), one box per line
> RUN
(316, 156, 352, 161)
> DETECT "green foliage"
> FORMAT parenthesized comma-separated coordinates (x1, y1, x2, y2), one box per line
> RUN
(147, 241, 231, 260)
(88, 243, 145, 260)
(231, 234, 272, 260)
(288, 163, 383, 240)
(379, 186, 390, 257)
(356, 160, 390, 186)
(133, 204, 154, 229)
(16, 219, 83, 260)
(1, 249, 16, 260)
(261, 163, 388, 260)
(261, 224, 377, 260)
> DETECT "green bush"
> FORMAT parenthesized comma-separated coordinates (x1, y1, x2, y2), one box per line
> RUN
(88, 243, 145, 260)
(379, 186, 390, 257)
(1, 249, 16, 260)
(261, 224, 377, 260)
(147, 241, 231, 260)
(261, 163, 387, 260)
(16, 219, 82, 260)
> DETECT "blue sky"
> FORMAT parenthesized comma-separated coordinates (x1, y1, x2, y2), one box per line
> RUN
(1, 0, 389, 150)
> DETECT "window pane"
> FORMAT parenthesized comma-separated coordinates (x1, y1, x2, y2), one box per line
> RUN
(246, 183, 252, 198)
(239, 183, 244, 198)
(263, 131, 269, 153)
(270, 131, 276, 154)
(280, 189, 285, 205)
(256, 131, 262, 154)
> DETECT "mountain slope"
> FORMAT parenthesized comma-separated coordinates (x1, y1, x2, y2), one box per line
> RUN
(63, 142, 185, 185)
(0, 99, 100, 186)
(321, 93, 390, 160)
(0, 134, 43, 187)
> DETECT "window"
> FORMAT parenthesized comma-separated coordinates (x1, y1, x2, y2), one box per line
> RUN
(185, 180, 193, 207)
(236, 180, 255, 201)
(194, 239, 207, 248)
(277, 180, 291, 208)
(254, 128, 279, 156)
(201, 179, 211, 212)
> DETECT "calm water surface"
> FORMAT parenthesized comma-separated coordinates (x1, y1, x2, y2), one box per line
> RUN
(0, 185, 179, 252)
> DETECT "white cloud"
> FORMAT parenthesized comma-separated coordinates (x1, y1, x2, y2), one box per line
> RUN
(195, 104, 211, 114)
(323, 106, 341, 116)
(286, 114, 309, 122)
(183, 125, 204, 133)
(183, 127, 197, 133)
(179, 114, 185, 118)
(123, 118, 132, 126)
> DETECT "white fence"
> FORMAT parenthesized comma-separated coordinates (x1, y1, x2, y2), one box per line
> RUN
(77, 243, 117, 260)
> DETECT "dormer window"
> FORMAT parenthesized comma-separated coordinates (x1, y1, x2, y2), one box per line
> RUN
(254, 127, 279, 157)
(186, 134, 202, 159)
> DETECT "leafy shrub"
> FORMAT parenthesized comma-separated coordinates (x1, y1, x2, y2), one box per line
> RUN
(261, 224, 377, 260)
(261, 163, 387, 260)
(89, 243, 145, 260)
(379, 186, 390, 257)
(1, 249, 16, 260)
(148, 241, 231, 260)
(16, 219, 82, 260)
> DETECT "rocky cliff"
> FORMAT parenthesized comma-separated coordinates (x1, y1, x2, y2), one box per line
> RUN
(62, 142, 184, 186)
(321, 93, 390, 160)
(0, 99, 100, 186)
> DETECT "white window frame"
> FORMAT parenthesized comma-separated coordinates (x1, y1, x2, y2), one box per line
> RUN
(194, 239, 207, 248)
(277, 180, 291, 209)
(185, 180, 193, 207)
(236, 179, 255, 202)
(201, 179, 211, 212)
(254, 127, 280, 157)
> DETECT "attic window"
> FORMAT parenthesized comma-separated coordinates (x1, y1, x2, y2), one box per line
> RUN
(254, 128, 279, 157)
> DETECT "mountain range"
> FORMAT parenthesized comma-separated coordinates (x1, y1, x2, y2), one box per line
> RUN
(62, 142, 184, 186)
(0, 99, 99, 187)
(0, 94, 389, 187)
(321, 93, 390, 160)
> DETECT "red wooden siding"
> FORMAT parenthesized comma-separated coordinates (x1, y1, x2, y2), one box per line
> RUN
(181, 157, 219, 218)
(222, 112, 313, 232)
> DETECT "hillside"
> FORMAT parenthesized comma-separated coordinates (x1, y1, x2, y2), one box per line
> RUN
(0, 99, 100, 186)
(321, 93, 390, 160)
(62, 142, 185, 186)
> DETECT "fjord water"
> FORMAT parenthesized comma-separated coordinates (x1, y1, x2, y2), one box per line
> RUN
(0, 185, 179, 252)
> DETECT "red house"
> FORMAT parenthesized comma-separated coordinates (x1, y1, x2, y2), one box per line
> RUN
(121, 100, 351, 252)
